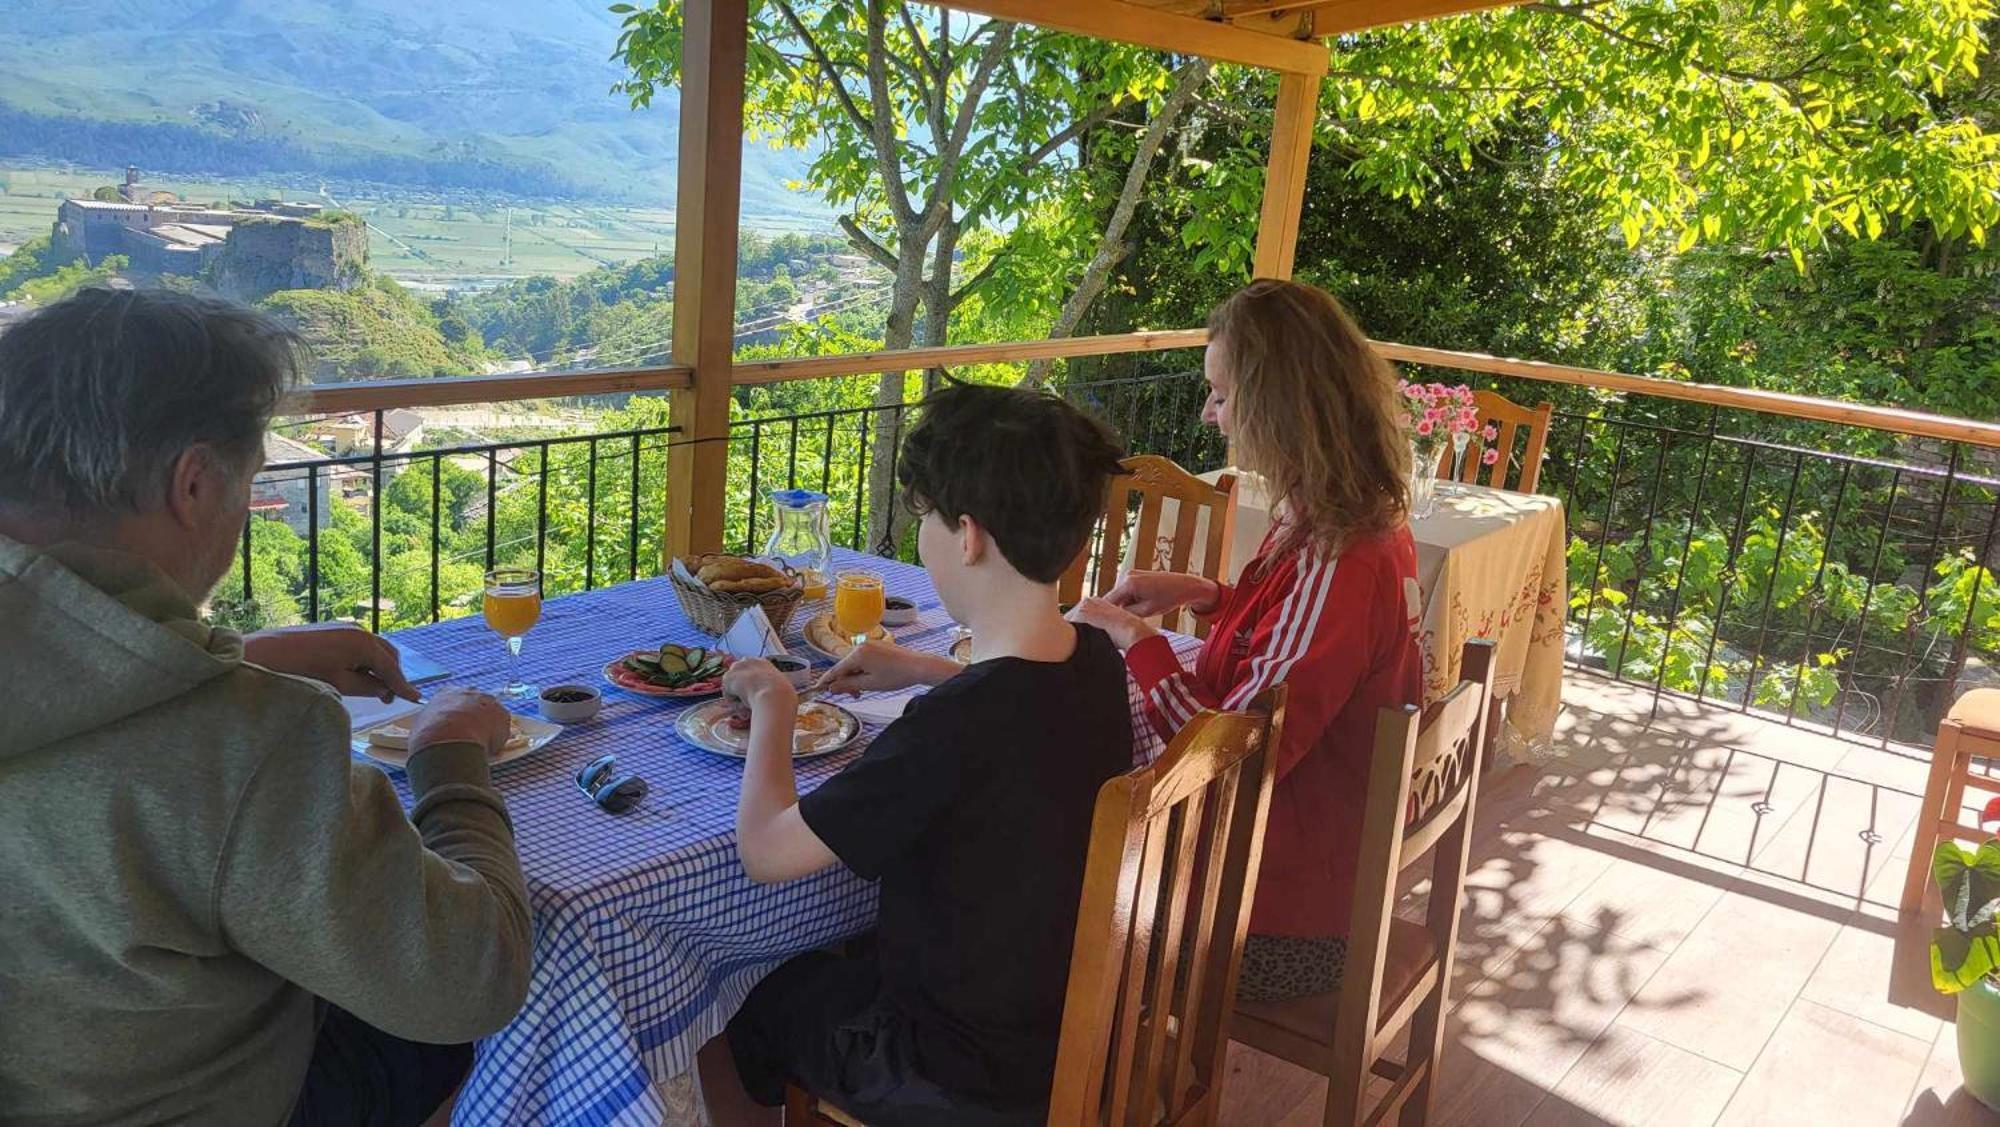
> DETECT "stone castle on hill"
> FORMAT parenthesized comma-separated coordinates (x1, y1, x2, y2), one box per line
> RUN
(52, 167, 367, 301)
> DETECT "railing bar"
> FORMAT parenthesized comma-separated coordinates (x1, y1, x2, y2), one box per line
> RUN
(430, 453, 442, 624)
(261, 424, 683, 474)
(306, 463, 320, 623)
(1559, 416, 1593, 560)
(629, 432, 641, 582)
(1542, 410, 2000, 488)
(1742, 453, 1806, 713)
(1834, 468, 1903, 739)
(747, 423, 763, 556)
(535, 441, 550, 592)
(1696, 445, 1761, 703)
(585, 439, 598, 592)
(1652, 408, 1721, 719)
(1616, 428, 1675, 668)
(885, 404, 909, 557)
(484, 450, 498, 571)
(1941, 487, 2000, 707)
(1884, 447, 1962, 748)
(1578, 425, 1629, 663)
(370, 410, 384, 634)
(1786, 460, 1853, 722)
(821, 413, 836, 496)
(240, 514, 253, 605)
(852, 411, 869, 550)
(787, 417, 800, 490)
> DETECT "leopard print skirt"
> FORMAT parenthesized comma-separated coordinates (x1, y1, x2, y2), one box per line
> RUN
(1234, 934, 1349, 1003)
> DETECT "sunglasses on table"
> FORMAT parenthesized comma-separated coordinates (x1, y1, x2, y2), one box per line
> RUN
(575, 754, 648, 814)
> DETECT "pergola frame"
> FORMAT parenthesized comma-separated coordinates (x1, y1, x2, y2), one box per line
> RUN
(659, 0, 1518, 559)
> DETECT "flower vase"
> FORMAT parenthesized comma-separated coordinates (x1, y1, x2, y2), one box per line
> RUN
(1410, 438, 1446, 519)
(1442, 430, 1471, 495)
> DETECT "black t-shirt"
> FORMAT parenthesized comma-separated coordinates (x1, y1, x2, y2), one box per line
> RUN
(797, 623, 1133, 1108)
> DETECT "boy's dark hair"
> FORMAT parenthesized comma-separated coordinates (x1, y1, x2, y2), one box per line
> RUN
(897, 381, 1126, 583)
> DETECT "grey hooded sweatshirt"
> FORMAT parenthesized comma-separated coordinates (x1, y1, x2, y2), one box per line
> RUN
(0, 534, 533, 1126)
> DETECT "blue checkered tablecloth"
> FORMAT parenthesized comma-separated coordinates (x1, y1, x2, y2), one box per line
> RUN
(366, 549, 1199, 1126)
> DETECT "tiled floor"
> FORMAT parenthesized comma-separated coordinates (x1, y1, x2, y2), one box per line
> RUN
(656, 674, 2000, 1126)
(1217, 675, 2000, 1127)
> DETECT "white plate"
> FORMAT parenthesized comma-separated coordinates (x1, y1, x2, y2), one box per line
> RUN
(675, 698, 860, 761)
(798, 612, 895, 663)
(353, 714, 562, 770)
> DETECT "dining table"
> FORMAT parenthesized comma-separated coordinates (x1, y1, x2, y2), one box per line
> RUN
(1124, 469, 1569, 757)
(360, 547, 1200, 1126)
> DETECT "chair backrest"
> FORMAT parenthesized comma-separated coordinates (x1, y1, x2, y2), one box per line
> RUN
(1047, 687, 1287, 1127)
(1444, 390, 1553, 495)
(1060, 454, 1238, 639)
(1331, 639, 1497, 1126)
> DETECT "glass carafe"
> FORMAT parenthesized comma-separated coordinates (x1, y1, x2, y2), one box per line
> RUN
(765, 489, 832, 599)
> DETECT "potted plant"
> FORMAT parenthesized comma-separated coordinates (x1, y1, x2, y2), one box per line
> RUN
(1931, 827, 2000, 1110)
(1397, 379, 1499, 518)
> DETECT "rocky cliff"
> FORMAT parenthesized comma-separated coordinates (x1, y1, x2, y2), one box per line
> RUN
(208, 215, 367, 303)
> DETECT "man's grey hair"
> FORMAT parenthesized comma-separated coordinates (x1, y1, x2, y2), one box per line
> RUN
(0, 288, 303, 515)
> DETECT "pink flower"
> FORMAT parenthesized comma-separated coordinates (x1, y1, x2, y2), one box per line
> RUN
(1416, 419, 1435, 437)
(1482, 448, 1501, 466)
(1483, 424, 1499, 441)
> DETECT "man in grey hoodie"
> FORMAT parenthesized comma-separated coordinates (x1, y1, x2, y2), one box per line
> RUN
(0, 289, 533, 1126)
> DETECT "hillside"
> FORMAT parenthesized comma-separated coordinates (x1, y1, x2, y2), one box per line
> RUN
(0, 0, 822, 217)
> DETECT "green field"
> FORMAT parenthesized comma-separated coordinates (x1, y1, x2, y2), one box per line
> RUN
(0, 164, 831, 285)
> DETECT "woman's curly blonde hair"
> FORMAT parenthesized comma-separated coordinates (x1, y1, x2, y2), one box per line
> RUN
(1208, 279, 1410, 554)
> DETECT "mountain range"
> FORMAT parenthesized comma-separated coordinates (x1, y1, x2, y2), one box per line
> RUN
(0, 0, 824, 216)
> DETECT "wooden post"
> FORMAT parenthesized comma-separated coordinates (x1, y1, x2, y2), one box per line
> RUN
(666, 0, 748, 564)
(1250, 71, 1321, 280)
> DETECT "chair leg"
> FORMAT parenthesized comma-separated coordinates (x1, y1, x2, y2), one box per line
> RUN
(1901, 723, 1960, 921)
(1398, 994, 1448, 1127)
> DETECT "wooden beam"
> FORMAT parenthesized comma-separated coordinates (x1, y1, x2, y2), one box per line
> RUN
(1251, 71, 1320, 279)
(1372, 341, 2000, 450)
(1225, 0, 1523, 36)
(919, 0, 1330, 74)
(731, 329, 1212, 386)
(286, 366, 693, 416)
(666, 0, 748, 562)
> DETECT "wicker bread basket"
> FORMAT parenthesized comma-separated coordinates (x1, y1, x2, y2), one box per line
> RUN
(670, 555, 806, 635)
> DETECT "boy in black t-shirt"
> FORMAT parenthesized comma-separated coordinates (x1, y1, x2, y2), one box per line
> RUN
(700, 383, 1132, 1127)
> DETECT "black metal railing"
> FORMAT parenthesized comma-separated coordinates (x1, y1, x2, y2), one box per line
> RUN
(232, 362, 1998, 752)
(1405, 362, 2000, 753)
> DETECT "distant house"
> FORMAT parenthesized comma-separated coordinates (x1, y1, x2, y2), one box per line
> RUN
(319, 408, 426, 458)
(252, 433, 336, 535)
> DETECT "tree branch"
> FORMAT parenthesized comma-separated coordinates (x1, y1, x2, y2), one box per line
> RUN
(773, 0, 875, 140)
(961, 90, 1145, 228)
(865, 0, 918, 225)
(948, 247, 1009, 308)
(837, 214, 901, 272)
(922, 22, 1016, 242)
(1525, 3, 1833, 89)
(896, 2, 943, 93)
(1023, 59, 1212, 386)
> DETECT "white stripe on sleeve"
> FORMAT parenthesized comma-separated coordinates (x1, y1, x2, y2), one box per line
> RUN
(1224, 550, 1337, 711)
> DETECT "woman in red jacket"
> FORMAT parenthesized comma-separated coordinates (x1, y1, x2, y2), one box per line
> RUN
(1072, 278, 1422, 1002)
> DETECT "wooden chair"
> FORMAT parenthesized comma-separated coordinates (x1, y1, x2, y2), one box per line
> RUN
(1899, 689, 2000, 921)
(1227, 640, 1498, 1127)
(1060, 454, 1238, 639)
(787, 687, 1289, 1127)
(1441, 390, 1552, 495)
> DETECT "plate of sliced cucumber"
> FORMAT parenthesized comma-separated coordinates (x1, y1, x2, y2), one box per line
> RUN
(603, 643, 734, 698)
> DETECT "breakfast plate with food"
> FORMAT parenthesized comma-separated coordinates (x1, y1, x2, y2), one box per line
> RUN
(799, 612, 894, 663)
(674, 698, 860, 760)
(353, 713, 560, 769)
(605, 643, 734, 698)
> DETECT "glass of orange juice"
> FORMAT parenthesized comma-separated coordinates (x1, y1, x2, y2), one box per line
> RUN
(483, 567, 542, 698)
(833, 570, 885, 649)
